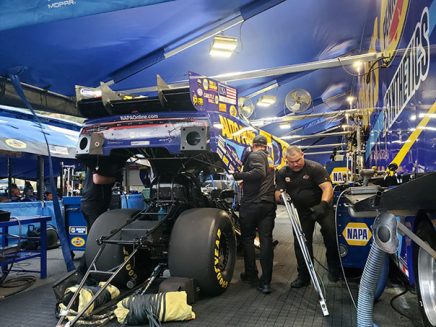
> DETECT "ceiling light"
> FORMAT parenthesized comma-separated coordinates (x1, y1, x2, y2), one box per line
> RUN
(346, 96, 355, 103)
(353, 61, 363, 73)
(279, 124, 291, 129)
(210, 35, 238, 58)
(257, 95, 276, 107)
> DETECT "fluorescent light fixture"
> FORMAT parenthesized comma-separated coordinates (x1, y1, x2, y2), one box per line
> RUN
(210, 48, 233, 58)
(210, 35, 238, 58)
(257, 95, 276, 107)
(410, 114, 417, 121)
(418, 113, 436, 119)
(346, 96, 355, 103)
(279, 124, 291, 129)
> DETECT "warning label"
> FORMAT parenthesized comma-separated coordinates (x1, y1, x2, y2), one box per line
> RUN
(342, 222, 372, 246)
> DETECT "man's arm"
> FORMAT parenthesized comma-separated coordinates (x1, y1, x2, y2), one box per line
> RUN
(233, 152, 266, 181)
(318, 181, 333, 203)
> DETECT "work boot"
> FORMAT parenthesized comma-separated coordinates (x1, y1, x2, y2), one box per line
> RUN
(290, 277, 310, 288)
(257, 283, 272, 294)
(240, 272, 259, 286)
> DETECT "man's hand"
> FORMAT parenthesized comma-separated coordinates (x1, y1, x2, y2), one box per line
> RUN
(310, 200, 330, 218)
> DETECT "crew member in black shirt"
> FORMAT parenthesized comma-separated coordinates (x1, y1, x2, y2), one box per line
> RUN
(231, 134, 276, 294)
(275, 146, 340, 288)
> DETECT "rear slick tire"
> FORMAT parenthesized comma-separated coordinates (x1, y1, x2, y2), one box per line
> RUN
(414, 220, 436, 327)
(168, 208, 236, 296)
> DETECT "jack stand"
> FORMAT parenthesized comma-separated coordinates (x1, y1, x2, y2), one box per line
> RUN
(281, 191, 329, 317)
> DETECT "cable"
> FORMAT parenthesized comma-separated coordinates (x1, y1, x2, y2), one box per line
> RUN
(334, 188, 358, 310)
(389, 286, 413, 321)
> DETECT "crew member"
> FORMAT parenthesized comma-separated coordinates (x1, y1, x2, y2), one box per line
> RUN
(275, 146, 340, 288)
(80, 158, 124, 230)
(231, 134, 276, 294)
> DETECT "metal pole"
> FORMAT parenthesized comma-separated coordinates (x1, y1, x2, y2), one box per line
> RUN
(282, 131, 352, 140)
(37, 156, 44, 200)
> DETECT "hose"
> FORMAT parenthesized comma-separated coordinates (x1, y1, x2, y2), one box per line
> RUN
(357, 241, 386, 327)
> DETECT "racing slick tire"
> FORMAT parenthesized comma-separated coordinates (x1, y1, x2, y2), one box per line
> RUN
(168, 208, 236, 296)
(414, 219, 436, 327)
(85, 209, 141, 288)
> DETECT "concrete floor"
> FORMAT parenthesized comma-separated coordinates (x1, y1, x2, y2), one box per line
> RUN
(0, 206, 423, 326)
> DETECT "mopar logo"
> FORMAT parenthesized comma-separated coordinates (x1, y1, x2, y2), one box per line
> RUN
(48, 0, 76, 9)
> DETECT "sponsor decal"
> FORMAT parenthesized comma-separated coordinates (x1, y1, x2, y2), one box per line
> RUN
(380, 0, 409, 65)
(48, 0, 76, 10)
(214, 228, 229, 288)
(119, 114, 159, 121)
(342, 222, 372, 246)
(71, 237, 85, 247)
(330, 167, 350, 184)
(218, 115, 256, 145)
(5, 139, 27, 149)
(69, 226, 87, 235)
(383, 8, 430, 133)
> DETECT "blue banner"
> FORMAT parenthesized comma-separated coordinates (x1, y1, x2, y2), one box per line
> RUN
(0, 0, 173, 31)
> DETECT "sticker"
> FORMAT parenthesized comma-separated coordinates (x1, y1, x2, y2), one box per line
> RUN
(330, 167, 350, 184)
(5, 138, 27, 149)
(285, 177, 291, 182)
(342, 222, 372, 246)
(203, 79, 209, 90)
(69, 226, 87, 235)
(197, 88, 203, 97)
(229, 105, 237, 117)
(71, 237, 86, 247)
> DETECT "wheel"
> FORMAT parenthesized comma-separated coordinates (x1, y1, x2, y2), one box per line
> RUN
(85, 209, 141, 288)
(414, 220, 436, 326)
(168, 208, 236, 296)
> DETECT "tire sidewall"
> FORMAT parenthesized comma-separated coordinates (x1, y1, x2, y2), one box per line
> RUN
(169, 208, 236, 296)
(413, 219, 436, 327)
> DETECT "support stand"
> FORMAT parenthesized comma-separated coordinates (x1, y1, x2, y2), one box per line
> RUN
(281, 191, 329, 317)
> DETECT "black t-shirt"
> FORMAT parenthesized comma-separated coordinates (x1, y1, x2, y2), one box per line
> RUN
(233, 150, 275, 204)
(276, 159, 331, 211)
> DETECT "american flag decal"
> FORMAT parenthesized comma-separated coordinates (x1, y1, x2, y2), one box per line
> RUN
(218, 84, 237, 105)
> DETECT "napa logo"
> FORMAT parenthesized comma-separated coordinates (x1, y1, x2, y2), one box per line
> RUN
(330, 167, 349, 184)
(71, 237, 85, 247)
(342, 223, 372, 246)
(379, 0, 409, 65)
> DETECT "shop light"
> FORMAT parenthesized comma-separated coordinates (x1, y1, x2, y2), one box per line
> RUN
(210, 36, 238, 58)
(410, 114, 417, 121)
(279, 123, 291, 129)
(257, 95, 276, 107)
(353, 61, 363, 73)
(418, 113, 436, 119)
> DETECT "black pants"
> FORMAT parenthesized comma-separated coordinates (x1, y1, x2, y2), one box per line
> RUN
(294, 209, 340, 280)
(80, 201, 108, 230)
(239, 202, 276, 284)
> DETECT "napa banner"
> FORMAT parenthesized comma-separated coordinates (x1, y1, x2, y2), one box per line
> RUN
(0, 0, 173, 31)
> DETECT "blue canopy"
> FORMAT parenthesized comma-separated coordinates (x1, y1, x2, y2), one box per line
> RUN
(0, 0, 384, 163)
(0, 105, 81, 179)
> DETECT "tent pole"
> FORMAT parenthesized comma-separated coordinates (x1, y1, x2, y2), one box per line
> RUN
(7, 157, 12, 199)
(37, 156, 44, 200)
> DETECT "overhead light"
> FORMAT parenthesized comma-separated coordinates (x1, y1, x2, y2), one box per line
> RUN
(257, 95, 276, 107)
(410, 114, 417, 121)
(210, 35, 238, 58)
(279, 124, 291, 129)
(418, 113, 436, 119)
(346, 96, 355, 104)
(353, 61, 363, 73)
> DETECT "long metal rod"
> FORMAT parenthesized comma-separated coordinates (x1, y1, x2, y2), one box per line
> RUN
(282, 131, 352, 140)
(304, 150, 346, 156)
(300, 143, 346, 150)
(397, 222, 436, 260)
(280, 191, 329, 317)
(121, 52, 382, 94)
